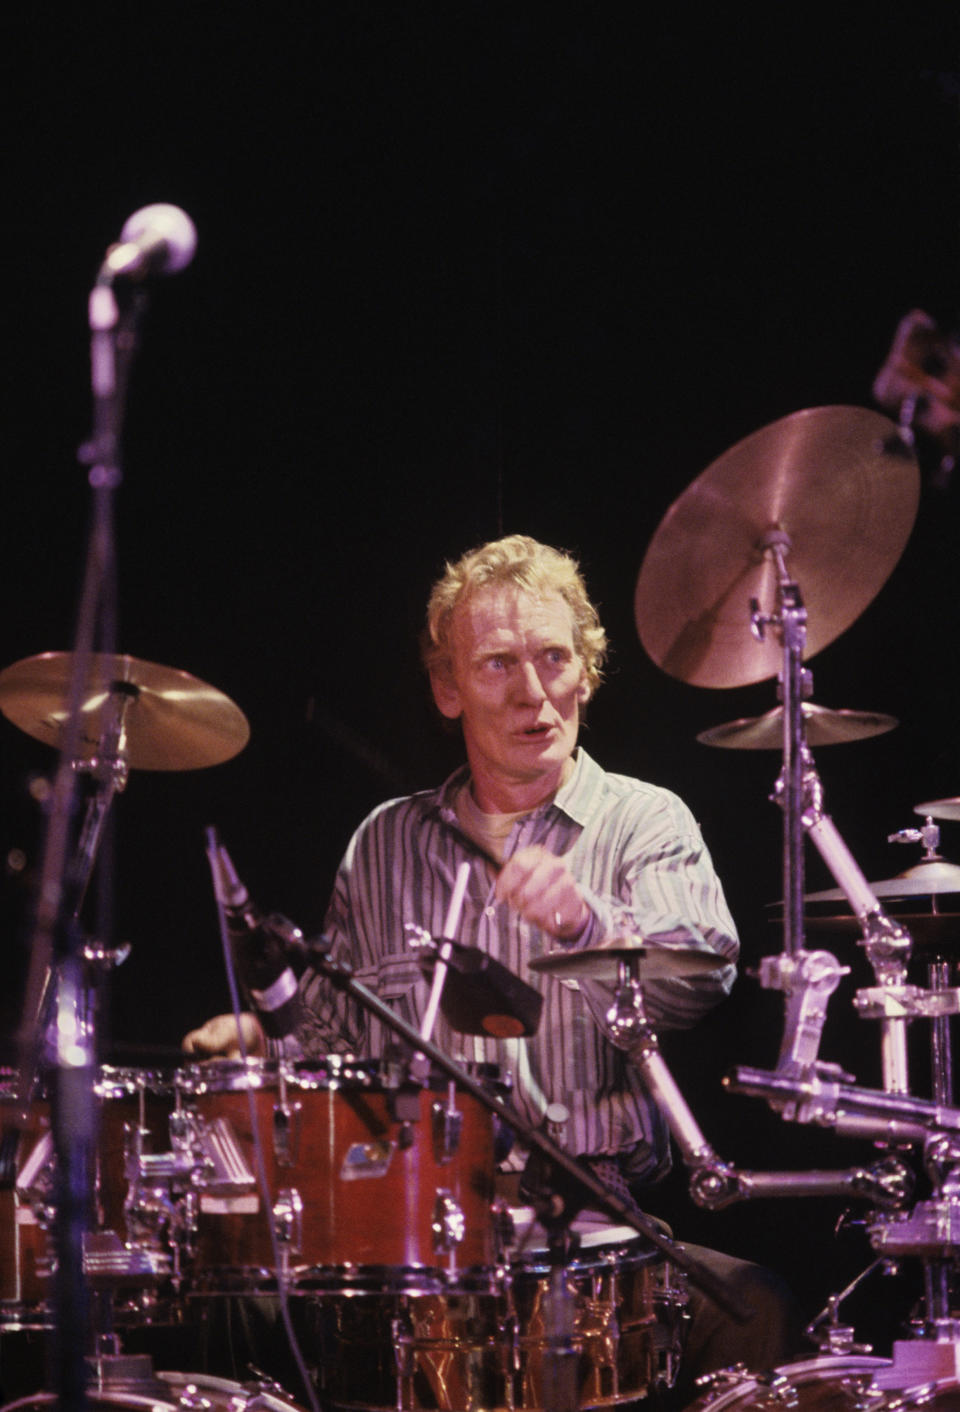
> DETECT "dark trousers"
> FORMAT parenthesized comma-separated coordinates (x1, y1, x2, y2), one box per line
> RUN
(669, 1242, 808, 1405)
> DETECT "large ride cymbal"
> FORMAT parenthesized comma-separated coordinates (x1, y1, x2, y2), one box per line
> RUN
(529, 942, 731, 984)
(635, 406, 919, 687)
(697, 702, 898, 750)
(0, 651, 250, 770)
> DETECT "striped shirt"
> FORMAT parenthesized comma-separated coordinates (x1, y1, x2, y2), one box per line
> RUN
(286, 747, 738, 1184)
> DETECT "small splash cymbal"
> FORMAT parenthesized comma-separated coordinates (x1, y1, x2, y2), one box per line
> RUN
(697, 702, 898, 750)
(915, 799, 960, 823)
(635, 406, 919, 687)
(0, 651, 250, 771)
(529, 942, 731, 984)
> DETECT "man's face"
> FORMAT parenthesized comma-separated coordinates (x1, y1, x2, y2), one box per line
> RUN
(431, 584, 590, 810)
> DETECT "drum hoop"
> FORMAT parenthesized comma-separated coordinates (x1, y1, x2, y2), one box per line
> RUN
(179, 1055, 506, 1096)
(95, 1065, 177, 1097)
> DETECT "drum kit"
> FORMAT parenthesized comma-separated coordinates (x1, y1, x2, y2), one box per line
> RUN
(4, 364, 960, 1412)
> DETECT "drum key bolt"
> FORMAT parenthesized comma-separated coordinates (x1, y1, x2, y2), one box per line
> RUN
(431, 1097, 463, 1164)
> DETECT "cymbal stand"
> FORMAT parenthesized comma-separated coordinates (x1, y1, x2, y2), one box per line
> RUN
(749, 531, 916, 1095)
(749, 532, 848, 1078)
(601, 954, 913, 1214)
(888, 819, 956, 1106)
(750, 530, 807, 960)
(609, 963, 960, 1376)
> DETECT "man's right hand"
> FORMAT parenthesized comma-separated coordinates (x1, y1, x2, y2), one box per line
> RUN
(181, 1012, 266, 1059)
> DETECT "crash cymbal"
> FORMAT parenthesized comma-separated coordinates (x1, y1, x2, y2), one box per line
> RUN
(802, 912, 960, 950)
(635, 406, 919, 687)
(529, 943, 730, 984)
(803, 858, 960, 902)
(0, 651, 250, 770)
(915, 799, 960, 823)
(697, 702, 898, 750)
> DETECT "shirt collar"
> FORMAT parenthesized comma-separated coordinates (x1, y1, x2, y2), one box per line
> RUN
(434, 748, 600, 828)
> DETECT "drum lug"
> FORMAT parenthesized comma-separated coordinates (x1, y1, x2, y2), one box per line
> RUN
(431, 1098, 463, 1164)
(272, 1099, 302, 1168)
(431, 1189, 465, 1252)
(273, 1186, 303, 1254)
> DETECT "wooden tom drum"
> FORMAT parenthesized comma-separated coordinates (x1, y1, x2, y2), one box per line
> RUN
(182, 1057, 499, 1295)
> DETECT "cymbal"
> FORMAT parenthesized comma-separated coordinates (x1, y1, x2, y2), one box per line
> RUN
(915, 799, 960, 823)
(697, 702, 898, 750)
(529, 943, 731, 984)
(803, 858, 960, 902)
(635, 406, 919, 687)
(802, 912, 960, 950)
(0, 651, 250, 770)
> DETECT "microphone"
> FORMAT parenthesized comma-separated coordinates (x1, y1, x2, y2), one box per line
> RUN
(204, 827, 303, 1039)
(101, 203, 197, 280)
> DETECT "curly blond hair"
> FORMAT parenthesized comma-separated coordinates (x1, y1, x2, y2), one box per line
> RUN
(422, 534, 607, 699)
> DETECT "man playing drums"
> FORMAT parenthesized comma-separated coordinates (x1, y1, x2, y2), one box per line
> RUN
(185, 533, 802, 1390)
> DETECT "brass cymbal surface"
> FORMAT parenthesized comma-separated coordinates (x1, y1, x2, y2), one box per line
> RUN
(915, 799, 960, 823)
(635, 406, 919, 687)
(697, 702, 898, 750)
(802, 858, 960, 902)
(529, 943, 731, 984)
(0, 651, 250, 770)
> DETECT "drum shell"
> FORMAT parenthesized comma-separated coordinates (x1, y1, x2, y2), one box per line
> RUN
(315, 1234, 686, 1412)
(0, 1090, 48, 1318)
(0, 1069, 175, 1325)
(185, 1060, 498, 1292)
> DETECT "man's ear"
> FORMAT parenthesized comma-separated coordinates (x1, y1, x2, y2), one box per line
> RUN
(576, 673, 592, 706)
(430, 666, 462, 720)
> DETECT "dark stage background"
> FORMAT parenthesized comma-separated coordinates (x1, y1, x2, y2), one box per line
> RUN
(2, 5, 960, 1346)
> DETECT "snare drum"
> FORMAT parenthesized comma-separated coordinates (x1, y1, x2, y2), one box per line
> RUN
(182, 1057, 499, 1294)
(316, 1226, 687, 1412)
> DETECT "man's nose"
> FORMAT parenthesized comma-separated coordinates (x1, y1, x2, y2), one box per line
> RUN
(513, 661, 547, 702)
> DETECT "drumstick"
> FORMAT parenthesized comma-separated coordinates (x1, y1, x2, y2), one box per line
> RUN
(442, 860, 472, 937)
(420, 862, 472, 1044)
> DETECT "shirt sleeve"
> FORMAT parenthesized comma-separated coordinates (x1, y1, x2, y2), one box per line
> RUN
(568, 787, 739, 1032)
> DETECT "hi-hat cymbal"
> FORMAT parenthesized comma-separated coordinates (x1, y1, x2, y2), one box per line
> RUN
(529, 943, 731, 984)
(915, 799, 960, 823)
(697, 702, 898, 750)
(635, 406, 919, 687)
(803, 858, 960, 902)
(0, 651, 250, 770)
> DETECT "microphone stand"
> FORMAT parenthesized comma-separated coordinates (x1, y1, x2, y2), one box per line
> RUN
(299, 938, 754, 1327)
(14, 270, 149, 1412)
